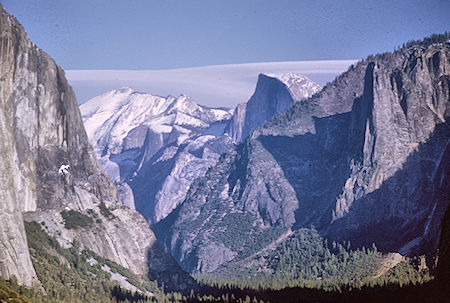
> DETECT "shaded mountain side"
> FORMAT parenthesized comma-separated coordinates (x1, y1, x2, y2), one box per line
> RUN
(156, 41, 449, 275)
(326, 120, 449, 255)
(436, 198, 450, 281)
(257, 112, 354, 230)
(0, 4, 195, 291)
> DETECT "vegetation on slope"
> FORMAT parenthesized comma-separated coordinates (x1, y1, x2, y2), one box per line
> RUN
(400, 32, 449, 50)
(61, 210, 94, 229)
(196, 227, 432, 290)
(21, 220, 160, 302)
(0, 221, 434, 303)
(0, 278, 32, 303)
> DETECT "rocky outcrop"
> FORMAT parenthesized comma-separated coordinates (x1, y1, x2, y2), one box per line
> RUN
(227, 73, 320, 142)
(156, 42, 449, 274)
(0, 5, 195, 291)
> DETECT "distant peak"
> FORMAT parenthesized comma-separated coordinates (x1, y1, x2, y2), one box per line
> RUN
(114, 87, 134, 94)
(170, 94, 199, 110)
(261, 72, 310, 83)
(256, 72, 321, 102)
(176, 94, 190, 100)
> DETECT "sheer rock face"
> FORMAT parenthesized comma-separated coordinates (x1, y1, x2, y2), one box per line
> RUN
(326, 46, 450, 256)
(157, 43, 449, 274)
(227, 73, 321, 142)
(0, 5, 195, 290)
(1, 4, 42, 286)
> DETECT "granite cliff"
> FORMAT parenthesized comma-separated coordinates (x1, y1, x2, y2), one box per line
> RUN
(0, 5, 194, 291)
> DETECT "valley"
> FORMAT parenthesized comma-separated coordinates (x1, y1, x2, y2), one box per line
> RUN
(0, 2, 448, 302)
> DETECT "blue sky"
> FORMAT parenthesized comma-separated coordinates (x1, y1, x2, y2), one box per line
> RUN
(2, 0, 449, 70)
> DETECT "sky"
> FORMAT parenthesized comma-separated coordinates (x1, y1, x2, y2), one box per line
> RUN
(2, 0, 449, 70)
(66, 60, 356, 106)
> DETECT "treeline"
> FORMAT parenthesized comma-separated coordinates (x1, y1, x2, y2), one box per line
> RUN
(2, 274, 445, 303)
(140, 274, 445, 303)
(365, 32, 450, 61)
(401, 32, 449, 49)
(197, 227, 431, 290)
(187, 278, 447, 303)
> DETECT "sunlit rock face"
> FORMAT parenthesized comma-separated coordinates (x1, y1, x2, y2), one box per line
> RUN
(0, 4, 195, 291)
(156, 43, 449, 274)
(1, 4, 43, 286)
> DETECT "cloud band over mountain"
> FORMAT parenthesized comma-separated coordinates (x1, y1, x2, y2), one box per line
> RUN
(67, 60, 355, 107)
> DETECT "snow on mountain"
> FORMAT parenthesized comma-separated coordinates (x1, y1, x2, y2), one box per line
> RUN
(156, 42, 450, 275)
(82, 88, 227, 155)
(263, 72, 322, 101)
(0, 4, 196, 290)
(80, 88, 233, 216)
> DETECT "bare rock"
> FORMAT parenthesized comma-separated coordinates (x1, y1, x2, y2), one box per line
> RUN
(0, 4, 195, 291)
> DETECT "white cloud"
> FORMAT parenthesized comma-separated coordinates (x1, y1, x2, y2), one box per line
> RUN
(67, 60, 356, 108)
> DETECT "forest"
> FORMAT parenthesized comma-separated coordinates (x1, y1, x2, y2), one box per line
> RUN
(1, 217, 447, 303)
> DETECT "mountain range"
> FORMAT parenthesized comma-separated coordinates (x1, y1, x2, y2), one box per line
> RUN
(80, 72, 320, 224)
(66, 60, 353, 107)
(81, 38, 449, 283)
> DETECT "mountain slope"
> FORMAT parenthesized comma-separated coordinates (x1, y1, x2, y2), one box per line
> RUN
(156, 41, 449, 274)
(0, 4, 194, 291)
